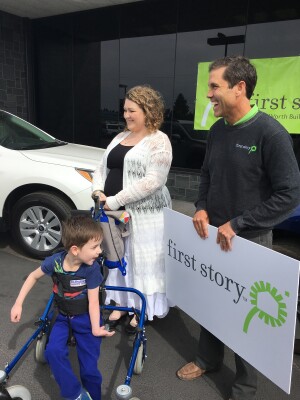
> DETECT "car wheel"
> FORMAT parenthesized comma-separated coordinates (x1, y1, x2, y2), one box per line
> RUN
(11, 191, 72, 259)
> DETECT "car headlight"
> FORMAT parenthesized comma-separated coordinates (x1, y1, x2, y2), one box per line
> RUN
(75, 168, 94, 182)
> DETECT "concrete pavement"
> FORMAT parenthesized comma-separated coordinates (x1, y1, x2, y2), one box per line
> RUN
(0, 200, 299, 400)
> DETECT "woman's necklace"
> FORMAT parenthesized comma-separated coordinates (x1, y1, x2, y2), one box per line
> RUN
(122, 132, 148, 145)
(122, 134, 133, 145)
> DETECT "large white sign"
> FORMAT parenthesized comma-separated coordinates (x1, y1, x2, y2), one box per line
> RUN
(164, 208, 300, 394)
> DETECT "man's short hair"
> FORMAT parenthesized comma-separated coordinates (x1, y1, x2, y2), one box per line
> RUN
(62, 214, 103, 250)
(209, 56, 257, 99)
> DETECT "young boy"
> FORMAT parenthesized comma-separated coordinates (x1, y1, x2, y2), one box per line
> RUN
(11, 214, 114, 400)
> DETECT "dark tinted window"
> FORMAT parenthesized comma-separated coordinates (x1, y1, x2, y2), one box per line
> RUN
(33, 0, 300, 170)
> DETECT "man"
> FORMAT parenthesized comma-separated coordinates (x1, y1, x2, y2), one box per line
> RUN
(176, 56, 300, 400)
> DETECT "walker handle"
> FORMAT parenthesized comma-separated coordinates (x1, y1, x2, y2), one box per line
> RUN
(92, 194, 105, 213)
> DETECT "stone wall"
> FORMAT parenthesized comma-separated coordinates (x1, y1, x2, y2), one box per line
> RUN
(0, 11, 28, 120)
(167, 169, 200, 202)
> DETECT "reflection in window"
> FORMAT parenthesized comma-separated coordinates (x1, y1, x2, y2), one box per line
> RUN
(171, 28, 245, 169)
(245, 20, 300, 58)
(120, 34, 176, 112)
(100, 40, 120, 148)
(174, 28, 245, 120)
(33, 0, 300, 169)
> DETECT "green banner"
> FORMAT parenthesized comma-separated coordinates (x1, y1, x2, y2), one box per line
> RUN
(194, 56, 300, 134)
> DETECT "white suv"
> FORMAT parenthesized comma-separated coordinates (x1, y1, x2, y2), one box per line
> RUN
(0, 109, 104, 259)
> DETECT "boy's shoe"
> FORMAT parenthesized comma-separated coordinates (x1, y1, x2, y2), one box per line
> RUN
(74, 389, 92, 400)
(80, 389, 92, 400)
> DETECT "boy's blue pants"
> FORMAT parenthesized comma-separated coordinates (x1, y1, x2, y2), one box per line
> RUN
(45, 312, 102, 400)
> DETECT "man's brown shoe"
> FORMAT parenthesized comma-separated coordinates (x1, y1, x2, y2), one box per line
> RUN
(176, 362, 206, 381)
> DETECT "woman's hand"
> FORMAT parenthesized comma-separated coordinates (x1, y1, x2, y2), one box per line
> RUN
(92, 190, 107, 205)
(92, 190, 101, 199)
(103, 202, 111, 211)
(100, 193, 107, 202)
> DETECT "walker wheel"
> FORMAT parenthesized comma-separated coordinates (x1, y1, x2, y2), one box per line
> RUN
(35, 332, 48, 364)
(0, 369, 7, 381)
(6, 385, 31, 400)
(133, 343, 144, 375)
(116, 384, 132, 399)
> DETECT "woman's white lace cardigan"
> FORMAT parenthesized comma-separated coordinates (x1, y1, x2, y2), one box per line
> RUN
(93, 130, 172, 295)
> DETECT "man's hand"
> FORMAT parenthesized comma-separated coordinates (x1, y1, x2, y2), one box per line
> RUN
(193, 210, 210, 239)
(217, 221, 236, 251)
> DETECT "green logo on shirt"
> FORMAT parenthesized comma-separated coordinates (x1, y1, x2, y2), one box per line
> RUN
(235, 144, 257, 154)
(248, 145, 257, 154)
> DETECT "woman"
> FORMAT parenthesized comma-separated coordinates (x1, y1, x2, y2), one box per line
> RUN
(92, 85, 172, 332)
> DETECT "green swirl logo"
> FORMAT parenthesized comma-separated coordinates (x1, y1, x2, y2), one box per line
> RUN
(243, 281, 289, 333)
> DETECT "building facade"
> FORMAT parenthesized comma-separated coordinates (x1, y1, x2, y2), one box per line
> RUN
(0, 0, 299, 201)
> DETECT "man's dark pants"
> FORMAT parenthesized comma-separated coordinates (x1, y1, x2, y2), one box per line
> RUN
(195, 231, 273, 400)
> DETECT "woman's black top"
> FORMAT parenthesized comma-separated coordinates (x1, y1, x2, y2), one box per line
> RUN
(104, 143, 133, 196)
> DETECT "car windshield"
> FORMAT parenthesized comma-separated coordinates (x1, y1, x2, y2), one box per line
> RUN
(0, 111, 67, 150)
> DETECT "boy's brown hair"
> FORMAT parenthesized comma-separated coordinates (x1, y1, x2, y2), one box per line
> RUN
(62, 215, 103, 250)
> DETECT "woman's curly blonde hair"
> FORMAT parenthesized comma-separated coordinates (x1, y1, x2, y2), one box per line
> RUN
(125, 85, 165, 132)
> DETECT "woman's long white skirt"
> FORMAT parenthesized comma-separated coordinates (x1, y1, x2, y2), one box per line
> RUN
(104, 238, 170, 321)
